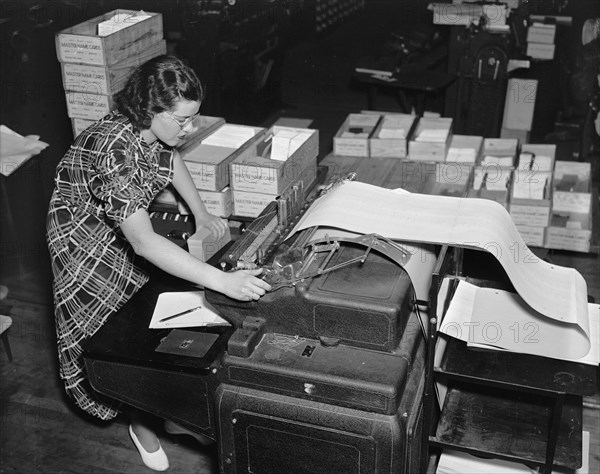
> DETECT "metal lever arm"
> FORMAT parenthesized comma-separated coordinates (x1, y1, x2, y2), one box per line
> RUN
(263, 233, 412, 291)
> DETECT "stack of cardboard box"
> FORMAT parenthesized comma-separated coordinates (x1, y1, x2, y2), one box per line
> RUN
(55, 9, 166, 138)
(547, 161, 593, 252)
(230, 125, 319, 219)
(181, 123, 265, 219)
(509, 144, 556, 247)
(526, 23, 556, 60)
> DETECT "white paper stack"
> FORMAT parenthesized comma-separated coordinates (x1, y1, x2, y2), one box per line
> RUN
(97, 11, 152, 36)
(202, 124, 257, 149)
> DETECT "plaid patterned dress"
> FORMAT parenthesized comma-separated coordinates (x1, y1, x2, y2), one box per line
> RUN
(46, 112, 174, 420)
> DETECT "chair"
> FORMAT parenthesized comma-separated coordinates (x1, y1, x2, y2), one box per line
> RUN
(0, 285, 12, 361)
(0, 315, 12, 362)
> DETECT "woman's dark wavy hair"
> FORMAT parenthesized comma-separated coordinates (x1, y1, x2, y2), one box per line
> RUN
(115, 55, 205, 130)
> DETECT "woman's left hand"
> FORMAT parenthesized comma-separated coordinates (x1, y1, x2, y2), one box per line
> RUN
(195, 212, 228, 239)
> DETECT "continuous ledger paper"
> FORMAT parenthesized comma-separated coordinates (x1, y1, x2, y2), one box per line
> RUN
(290, 181, 590, 357)
(440, 280, 598, 363)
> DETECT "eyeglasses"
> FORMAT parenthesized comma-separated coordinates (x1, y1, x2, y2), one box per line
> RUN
(163, 111, 200, 129)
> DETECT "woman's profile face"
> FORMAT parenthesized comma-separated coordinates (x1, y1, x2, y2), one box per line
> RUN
(144, 99, 201, 147)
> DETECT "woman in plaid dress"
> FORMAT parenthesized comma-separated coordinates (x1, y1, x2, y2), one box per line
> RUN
(46, 55, 271, 471)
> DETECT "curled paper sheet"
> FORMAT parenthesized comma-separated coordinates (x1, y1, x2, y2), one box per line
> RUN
(290, 181, 590, 358)
(440, 280, 598, 363)
(0, 125, 49, 176)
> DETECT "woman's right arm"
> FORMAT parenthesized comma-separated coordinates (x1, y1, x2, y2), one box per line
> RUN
(120, 208, 271, 300)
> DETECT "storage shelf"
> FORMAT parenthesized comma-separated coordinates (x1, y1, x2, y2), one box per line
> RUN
(435, 337, 597, 396)
(423, 253, 596, 474)
(430, 384, 583, 469)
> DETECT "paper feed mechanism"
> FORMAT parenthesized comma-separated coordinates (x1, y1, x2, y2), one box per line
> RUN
(209, 174, 433, 357)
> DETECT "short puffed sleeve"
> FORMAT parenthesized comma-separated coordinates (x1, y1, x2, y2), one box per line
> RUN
(89, 146, 153, 226)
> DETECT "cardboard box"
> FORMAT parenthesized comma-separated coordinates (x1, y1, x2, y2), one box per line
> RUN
(516, 224, 546, 247)
(526, 23, 556, 44)
(446, 134, 483, 164)
(369, 113, 417, 158)
(527, 42, 555, 60)
(386, 161, 470, 196)
(177, 115, 226, 154)
(552, 161, 592, 213)
(546, 214, 592, 253)
(183, 144, 239, 191)
(71, 118, 96, 138)
(333, 113, 380, 157)
(468, 166, 512, 208)
(181, 123, 263, 191)
(61, 40, 166, 95)
(509, 169, 552, 227)
(232, 190, 279, 218)
(408, 117, 453, 161)
(56, 9, 164, 66)
(230, 125, 319, 195)
(187, 226, 231, 262)
(517, 144, 556, 172)
(198, 187, 233, 218)
(64, 90, 115, 120)
(481, 138, 518, 168)
(233, 157, 317, 218)
(431, 162, 472, 197)
(500, 127, 530, 143)
(502, 78, 537, 131)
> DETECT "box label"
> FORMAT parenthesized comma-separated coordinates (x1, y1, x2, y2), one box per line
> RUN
(186, 163, 217, 191)
(516, 225, 545, 247)
(65, 91, 113, 120)
(58, 34, 105, 65)
(63, 63, 112, 95)
(197, 188, 232, 218)
(546, 228, 591, 252)
(510, 204, 550, 227)
(552, 191, 591, 214)
(334, 137, 369, 157)
(233, 192, 276, 218)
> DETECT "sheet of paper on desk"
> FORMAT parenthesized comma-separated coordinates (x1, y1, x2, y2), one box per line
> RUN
(436, 448, 537, 473)
(149, 291, 230, 329)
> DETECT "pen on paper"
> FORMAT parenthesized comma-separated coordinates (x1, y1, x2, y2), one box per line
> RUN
(158, 305, 202, 323)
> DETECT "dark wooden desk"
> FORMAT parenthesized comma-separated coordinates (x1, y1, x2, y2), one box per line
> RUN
(354, 70, 456, 116)
(81, 274, 233, 439)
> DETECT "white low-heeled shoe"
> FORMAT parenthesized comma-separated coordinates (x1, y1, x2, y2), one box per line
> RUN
(129, 425, 169, 471)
